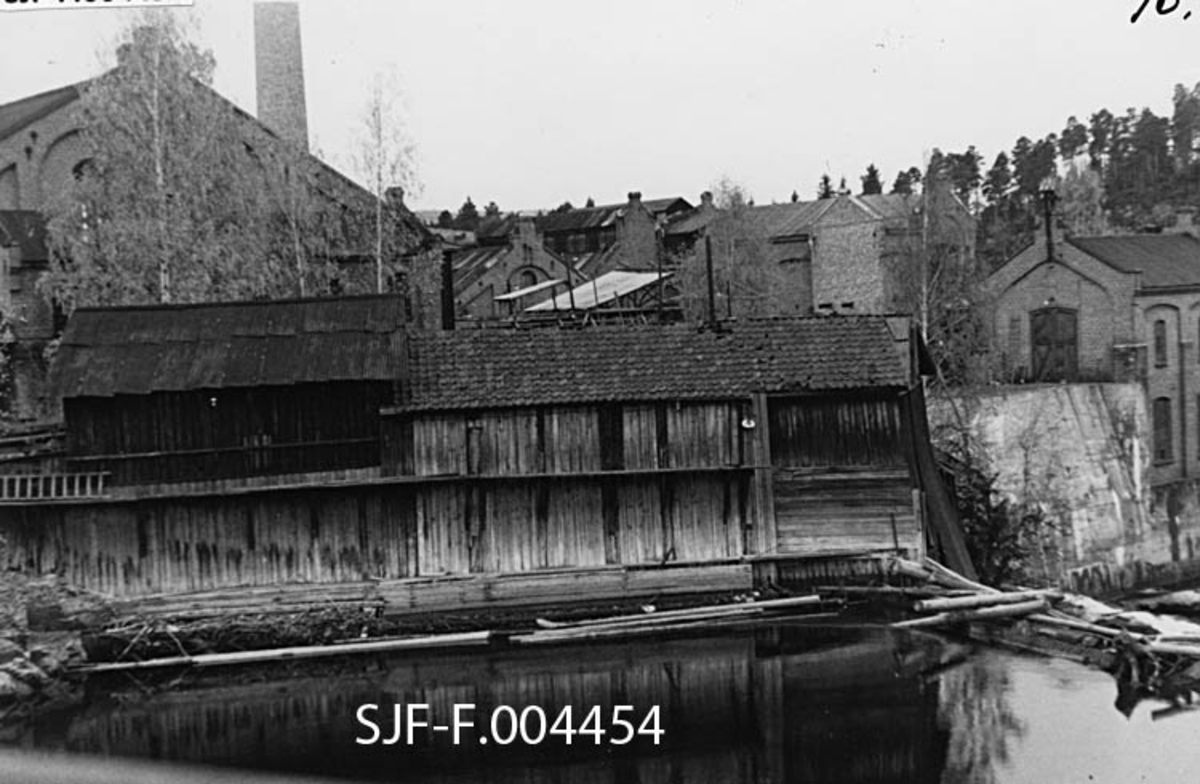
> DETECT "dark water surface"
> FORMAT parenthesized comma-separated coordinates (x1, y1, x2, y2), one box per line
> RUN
(5, 622, 1200, 783)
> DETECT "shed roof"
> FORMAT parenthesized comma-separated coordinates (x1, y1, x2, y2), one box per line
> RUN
(400, 317, 911, 411)
(50, 295, 407, 398)
(1067, 234, 1200, 289)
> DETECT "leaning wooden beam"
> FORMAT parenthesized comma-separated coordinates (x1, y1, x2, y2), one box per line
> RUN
(72, 630, 493, 674)
(892, 598, 1047, 629)
(914, 590, 1059, 614)
(921, 558, 1001, 594)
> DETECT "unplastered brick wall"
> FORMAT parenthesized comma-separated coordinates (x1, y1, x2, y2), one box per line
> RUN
(0, 99, 87, 211)
(812, 198, 883, 311)
(615, 197, 659, 271)
(985, 237, 1137, 379)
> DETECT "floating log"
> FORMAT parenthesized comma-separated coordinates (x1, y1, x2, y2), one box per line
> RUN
(1146, 640, 1200, 658)
(534, 595, 822, 630)
(73, 630, 493, 674)
(814, 585, 969, 598)
(914, 590, 1058, 614)
(515, 616, 770, 646)
(892, 598, 1047, 629)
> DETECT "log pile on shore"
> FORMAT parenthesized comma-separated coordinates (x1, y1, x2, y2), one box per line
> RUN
(837, 557, 1200, 718)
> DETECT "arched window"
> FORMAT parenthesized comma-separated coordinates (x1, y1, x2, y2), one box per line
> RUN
(1154, 396, 1173, 464)
(1154, 319, 1168, 367)
(71, 158, 95, 182)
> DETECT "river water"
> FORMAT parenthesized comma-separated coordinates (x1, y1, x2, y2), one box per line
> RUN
(4, 622, 1200, 783)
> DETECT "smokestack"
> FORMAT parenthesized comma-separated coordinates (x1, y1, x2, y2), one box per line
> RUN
(254, 2, 309, 151)
(441, 249, 456, 331)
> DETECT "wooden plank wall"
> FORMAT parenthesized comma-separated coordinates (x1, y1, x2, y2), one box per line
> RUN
(0, 395, 922, 597)
(0, 488, 418, 596)
(766, 394, 919, 556)
(400, 401, 748, 478)
(65, 381, 393, 484)
(772, 470, 918, 554)
(0, 475, 747, 595)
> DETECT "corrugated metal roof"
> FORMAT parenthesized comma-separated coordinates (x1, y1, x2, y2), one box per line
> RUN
(401, 317, 911, 411)
(494, 278, 564, 301)
(527, 271, 667, 311)
(0, 210, 50, 261)
(50, 295, 407, 398)
(1067, 234, 1200, 289)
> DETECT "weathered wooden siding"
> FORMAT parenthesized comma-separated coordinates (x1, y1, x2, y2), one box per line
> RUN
(768, 394, 905, 468)
(2, 393, 924, 597)
(65, 381, 392, 484)
(773, 470, 918, 554)
(396, 400, 748, 477)
(1, 488, 417, 596)
(414, 475, 745, 575)
(766, 395, 919, 556)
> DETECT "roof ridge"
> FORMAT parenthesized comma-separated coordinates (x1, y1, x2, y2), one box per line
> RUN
(71, 293, 405, 314)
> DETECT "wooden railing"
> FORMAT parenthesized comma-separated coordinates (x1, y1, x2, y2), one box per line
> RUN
(67, 439, 380, 486)
(0, 472, 109, 502)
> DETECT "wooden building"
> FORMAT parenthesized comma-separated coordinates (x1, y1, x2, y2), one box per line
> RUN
(382, 317, 949, 574)
(48, 295, 406, 485)
(0, 311, 970, 599)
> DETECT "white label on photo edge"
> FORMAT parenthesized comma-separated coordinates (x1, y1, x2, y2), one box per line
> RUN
(2, 0, 195, 11)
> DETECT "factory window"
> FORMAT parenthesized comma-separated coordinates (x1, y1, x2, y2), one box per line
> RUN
(1154, 396, 1173, 464)
(1154, 319, 1168, 367)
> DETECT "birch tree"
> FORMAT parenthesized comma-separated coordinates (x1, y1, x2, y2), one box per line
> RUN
(42, 11, 341, 310)
(351, 68, 419, 293)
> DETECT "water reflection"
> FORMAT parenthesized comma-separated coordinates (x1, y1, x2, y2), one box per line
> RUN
(937, 653, 1024, 784)
(10, 624, 1017, 783)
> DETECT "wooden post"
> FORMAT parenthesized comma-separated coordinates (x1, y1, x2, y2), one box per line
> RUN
(750, 394, 776, 556)
(913, 488, 926, 561)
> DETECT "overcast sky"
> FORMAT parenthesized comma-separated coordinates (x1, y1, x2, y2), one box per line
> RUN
(0, 0, 1195, 212)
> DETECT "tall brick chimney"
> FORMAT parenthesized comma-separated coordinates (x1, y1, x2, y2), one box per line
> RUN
(254, 2, 309, 151)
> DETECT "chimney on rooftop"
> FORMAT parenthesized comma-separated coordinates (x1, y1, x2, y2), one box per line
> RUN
(255, 2, 309, 152)
(700, 191, 713, 210)
(628, 191, 642, 207)
(1169, 205, 1198, 236)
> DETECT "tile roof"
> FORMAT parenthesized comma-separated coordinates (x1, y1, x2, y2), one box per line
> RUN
(401, 317, 911, 411)
(853, 193, 920, 221)
(664, 206, 720, 237)
(1067, 234, 1200, 289)
(537, 196, 691, 234)
(0, 82, 85, 140)
(0, 210, 49, 261)
(50, 295, 407, 398)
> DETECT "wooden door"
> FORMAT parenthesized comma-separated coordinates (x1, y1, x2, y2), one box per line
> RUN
(1030, 307, 1078, 382)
